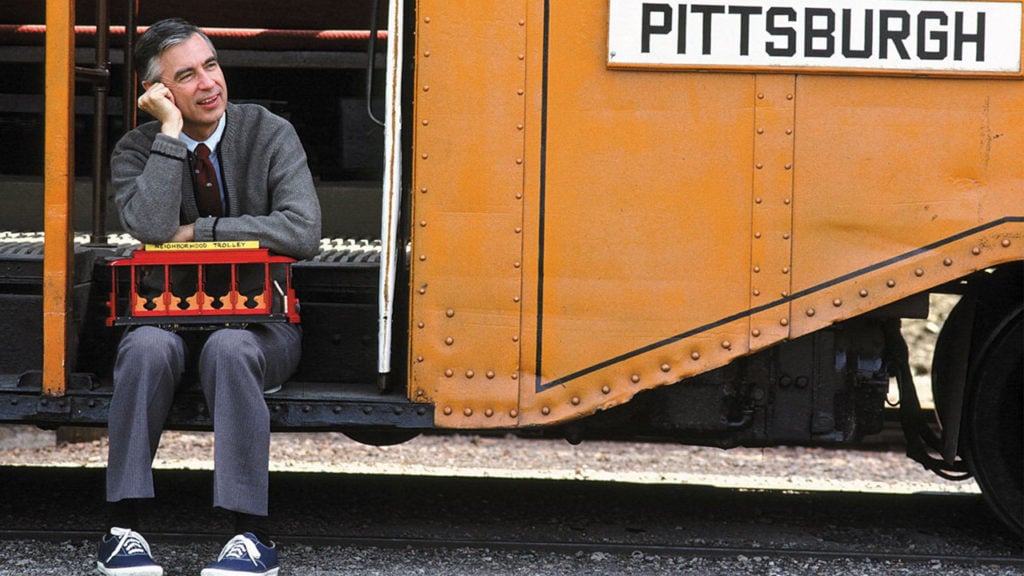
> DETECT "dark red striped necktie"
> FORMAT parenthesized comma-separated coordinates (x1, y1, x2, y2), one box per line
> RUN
(194, 143, 223, 217)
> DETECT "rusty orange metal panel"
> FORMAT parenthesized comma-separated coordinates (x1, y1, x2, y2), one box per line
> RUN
(788, 76, 1024, 336)
(43, 0, 75, 397)
(410, 0, 529, 428)
(517, 0, 755, 426)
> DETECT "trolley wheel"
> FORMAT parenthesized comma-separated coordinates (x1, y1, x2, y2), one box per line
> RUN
(964, 307, 1023, 537)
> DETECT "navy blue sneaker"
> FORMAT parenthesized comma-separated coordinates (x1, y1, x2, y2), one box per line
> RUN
(96, 527, 163, 576)
(201, 533, 279, 576)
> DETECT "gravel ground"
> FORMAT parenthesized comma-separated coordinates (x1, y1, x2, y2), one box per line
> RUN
(0, 540, 1017, 576)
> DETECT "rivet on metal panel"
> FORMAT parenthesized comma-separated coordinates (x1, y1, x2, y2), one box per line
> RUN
(445, 368, 454, 377)
(443, 406, 452, 415)
(806, 308, 815, 317)
(518, 54, 525, 60)
(421, 153, 429, 159)
(752, 328, 761, 337)
(571, 396, 581, 405)
(419, 255, 427, 261)
(446, 308, 455, 318)
(757, 93, 765, 99)
(485, 408, 494, 417)
(601, 385, 611, 394)
(780, 318, 789, 326)
(513, 296, 521, 303)
(541, 406, 551, 415)
(510, 409, 519, 417)
(782, 233, 790, 240)
(786, 128, 793, 135)
(445, 336, 454, 345)
(464, 407, 473, 416)
(781, 291, 789, 297)
(1002, 239, 1012, 247)
(754, 232, 762, 239)
(786, 93, 794, 100)
(859, 289, 869, 297)
(515, 227, 523, 233)
(417, 322, 424, 328)
(631, 374, 641, 383)
(517, 124, 524, 130)
(756, 163, 764, 169)
(971, 246, 982, 255)
(519, 19, 526, 26)
(466, 370, 475, 378)
(517, 89, 524, 96)
(943, 258, 953, 266)
(757, 127, 764, 134)
(515, 193, 523, 199)
(832, 298, 843, 307)
(784, 198, 791, 205)
(420, 185, 428, 192)
(511, 373, 519, 380)
(418, 286, 427, 294)
(782, 266, 790, 274)
(915, 268, 925, 277)
(424, 16, 431, 23)
(422, 85, 429, 92)
(512, 335, 520, 342)
(416, 388, 425, 397)
(416, 356, 424, 362)
(691, 351, 701, 360)
(886, 279, 896, 288)
(419, 220, 427, 227)
(663, 362, 674, 371)
(753, 265, 761, 273)
(785, 163, 792, 170)
(753, 289, 761, 296)
(514, 261, 522, 268)
(755, 197, 763, 204)
(721, 340, 732, 349)
(516, 158, 523, 165)
(486, 371, 495, 379)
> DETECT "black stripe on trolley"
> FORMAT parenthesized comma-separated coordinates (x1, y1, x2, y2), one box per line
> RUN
(535, 216, 1024, 393)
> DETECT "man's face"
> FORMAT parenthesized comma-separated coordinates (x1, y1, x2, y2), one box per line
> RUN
(153, 33, 228, 139)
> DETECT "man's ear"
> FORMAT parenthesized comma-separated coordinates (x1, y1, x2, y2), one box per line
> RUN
(141, 80, 152, 91)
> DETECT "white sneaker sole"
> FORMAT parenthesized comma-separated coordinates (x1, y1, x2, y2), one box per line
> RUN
(201, 568, 279, 576)
(96, 561, 164, 576)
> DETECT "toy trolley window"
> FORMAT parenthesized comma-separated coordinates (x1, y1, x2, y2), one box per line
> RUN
(106, 242, 300, 328)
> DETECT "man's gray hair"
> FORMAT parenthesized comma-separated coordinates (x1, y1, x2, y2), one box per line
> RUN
(135, 18, 217, 83)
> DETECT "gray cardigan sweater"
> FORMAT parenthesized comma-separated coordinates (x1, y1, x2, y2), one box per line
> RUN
(111, 102, 322, 260)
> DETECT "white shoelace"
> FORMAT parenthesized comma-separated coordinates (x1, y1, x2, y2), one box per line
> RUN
(217, 534, 262, 565)
(105, 527, 153, 562)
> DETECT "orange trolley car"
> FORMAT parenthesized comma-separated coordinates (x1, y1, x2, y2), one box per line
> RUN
(0, 0, 1020, 536)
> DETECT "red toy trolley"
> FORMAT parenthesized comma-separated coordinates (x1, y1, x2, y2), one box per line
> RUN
(106, 241, 301, 329)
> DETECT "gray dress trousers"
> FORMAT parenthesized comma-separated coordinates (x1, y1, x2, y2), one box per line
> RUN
(105, 322, 301, 516)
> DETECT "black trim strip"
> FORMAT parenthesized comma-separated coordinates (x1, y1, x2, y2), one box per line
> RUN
(534, 0, 551, 394)
(535, 217, 1024, 392)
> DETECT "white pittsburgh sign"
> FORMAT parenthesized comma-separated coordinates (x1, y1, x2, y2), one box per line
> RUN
(608, 0, 1022, 73)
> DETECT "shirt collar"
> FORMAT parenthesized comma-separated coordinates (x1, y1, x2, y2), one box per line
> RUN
(180, 113, 226, 154)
